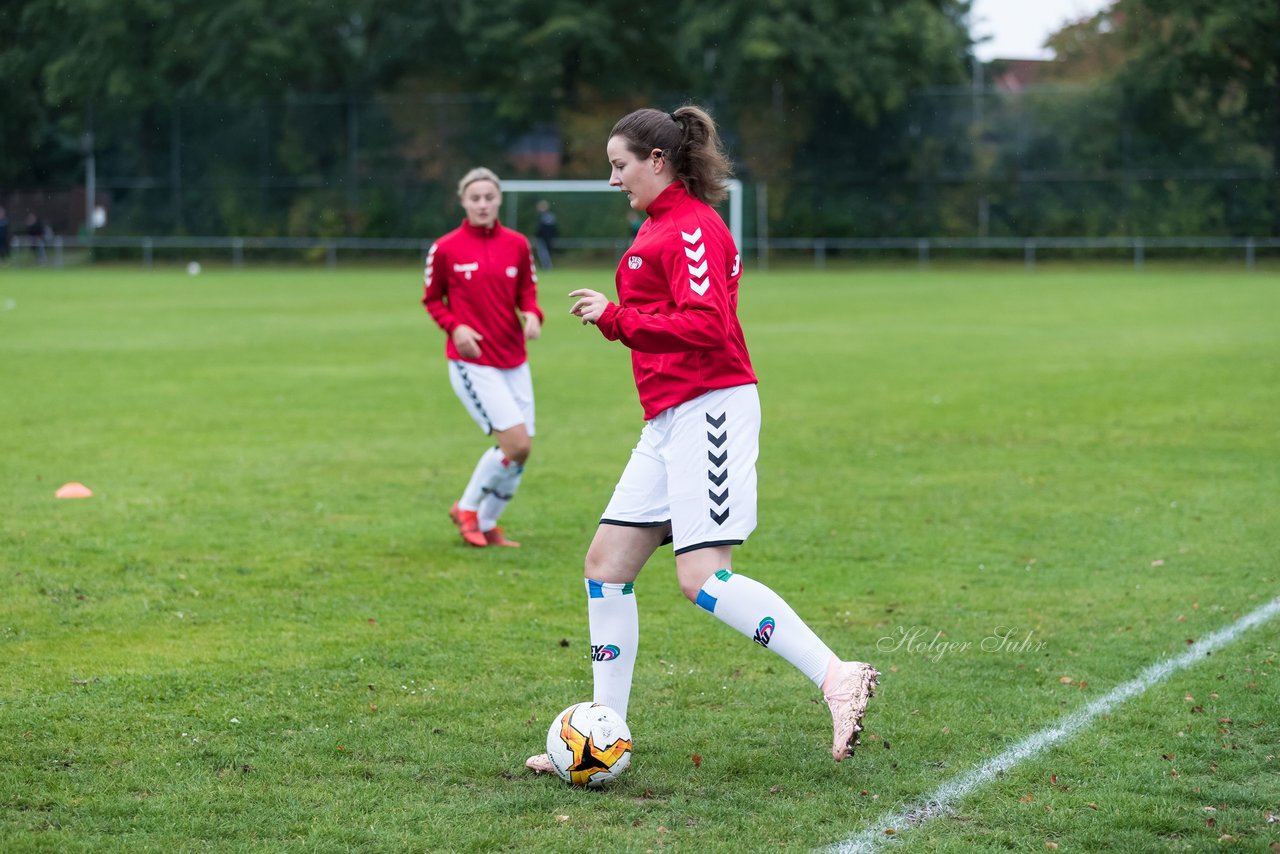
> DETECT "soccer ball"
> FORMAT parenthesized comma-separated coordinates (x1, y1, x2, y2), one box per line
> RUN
(186, 261, 202, 276)
(545, 702, 631, 788)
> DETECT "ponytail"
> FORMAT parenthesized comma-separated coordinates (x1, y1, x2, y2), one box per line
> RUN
(610, 105, 734, 205)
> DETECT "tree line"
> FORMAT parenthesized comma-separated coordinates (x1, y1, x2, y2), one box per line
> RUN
(1, 0, 1275, 239)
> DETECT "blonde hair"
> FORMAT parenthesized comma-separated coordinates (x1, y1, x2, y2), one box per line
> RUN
(457, 167, 501, 197)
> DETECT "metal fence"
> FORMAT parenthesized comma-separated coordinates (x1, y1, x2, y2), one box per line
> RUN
(6, 234, 1279, 271)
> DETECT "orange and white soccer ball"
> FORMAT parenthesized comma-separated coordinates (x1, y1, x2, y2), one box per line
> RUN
(545, 702, 631, 788)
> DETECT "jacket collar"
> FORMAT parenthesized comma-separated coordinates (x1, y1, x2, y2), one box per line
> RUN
(460, 218, 501, 238)
(645, 181, 688, 218)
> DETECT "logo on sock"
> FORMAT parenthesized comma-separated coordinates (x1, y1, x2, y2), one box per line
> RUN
(591, 644, 621, 661)
(753, 617, 775, 648)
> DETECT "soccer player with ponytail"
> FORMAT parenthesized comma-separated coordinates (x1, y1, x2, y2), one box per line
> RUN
(528, 106, 878, 771)
(423, 167, 544, 548)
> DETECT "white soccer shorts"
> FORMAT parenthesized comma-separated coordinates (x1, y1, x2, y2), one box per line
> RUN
(601, 384, 760, 555)
(447, 360, 536, 436)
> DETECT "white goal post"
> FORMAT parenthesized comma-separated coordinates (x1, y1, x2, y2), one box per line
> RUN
(503, 179, 745, 252)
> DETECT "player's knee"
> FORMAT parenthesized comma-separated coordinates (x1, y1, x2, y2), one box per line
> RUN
(678, 579, 703, 604)
(583, 545, 607, 580)
(503, 437, 532, 465)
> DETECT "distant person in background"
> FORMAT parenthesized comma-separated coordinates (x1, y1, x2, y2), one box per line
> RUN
(626, 210, 643, 244)
(422, 167, 544, 548)
(534, 199, 558, 270)
(25, 212, 47, 264)
(524, 105, 878, 776)
(0, 207, 9, 263)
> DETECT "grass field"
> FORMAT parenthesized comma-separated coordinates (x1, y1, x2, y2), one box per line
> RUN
(2, 264, 1278, 853)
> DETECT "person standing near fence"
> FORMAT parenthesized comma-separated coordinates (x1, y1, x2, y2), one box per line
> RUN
(0, 207, 9, 263)
(422, 167, 544, 548)
(25, 212, 47, 264)
(534, 200, 558, 270)
(526, 105, 878, 773)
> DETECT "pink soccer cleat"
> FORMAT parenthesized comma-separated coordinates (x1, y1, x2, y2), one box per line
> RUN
(525, 753, 556, 775)
(823, 658, 880, 762)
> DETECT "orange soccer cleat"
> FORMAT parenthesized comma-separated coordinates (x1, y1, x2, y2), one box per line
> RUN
(449, 502, 487, 547)
(482, 527, 520, 548)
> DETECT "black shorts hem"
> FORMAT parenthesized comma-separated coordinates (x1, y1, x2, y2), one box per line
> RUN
(673, 539, 744, 556)
(599, 518, 674, 547)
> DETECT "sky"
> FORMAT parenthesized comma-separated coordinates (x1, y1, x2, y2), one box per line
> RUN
(970, 0, 1113, 61)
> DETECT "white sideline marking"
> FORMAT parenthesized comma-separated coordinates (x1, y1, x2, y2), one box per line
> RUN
(825, 596, 1280, 854)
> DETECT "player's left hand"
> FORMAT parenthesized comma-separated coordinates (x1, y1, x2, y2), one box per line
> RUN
(522, 312, 542, 340)
(568, 289, 608, 325)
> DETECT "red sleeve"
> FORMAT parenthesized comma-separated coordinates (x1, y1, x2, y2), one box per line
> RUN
(516, 238, 544, 323)
(421, 240, 458, 333)
(595, 226, 727, 353)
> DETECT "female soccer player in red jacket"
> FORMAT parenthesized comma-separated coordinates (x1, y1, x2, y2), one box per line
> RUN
(528, 107, 878, 772)
(423, 167, 544, 548)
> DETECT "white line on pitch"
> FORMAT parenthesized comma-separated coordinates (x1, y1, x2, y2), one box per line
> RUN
(824, 596, 1280, 854)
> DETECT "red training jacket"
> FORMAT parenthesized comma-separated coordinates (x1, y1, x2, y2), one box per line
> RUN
(596, 182, 757, 420)
(422, 219, 544, 369)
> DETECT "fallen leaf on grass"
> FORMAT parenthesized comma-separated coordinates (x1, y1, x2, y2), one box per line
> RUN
(1045, 843, 1060, 850)
(555, 815, 569, 823)
(1205, 818, 1216, 827)
(1019, 794, 1035, 803)
(691, 754, 702, 768)
(1059, 676, 1074, 684)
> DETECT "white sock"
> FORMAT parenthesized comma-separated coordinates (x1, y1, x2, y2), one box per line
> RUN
(459, 446, 507, 511)
(694, 569, 833, 687)
(586, 579, 638, 720)
(478, 459, 523, 532)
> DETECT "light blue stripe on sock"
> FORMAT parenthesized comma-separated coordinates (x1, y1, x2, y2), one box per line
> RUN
(695, 589, 718, 613)
(587, 579, 605, 598)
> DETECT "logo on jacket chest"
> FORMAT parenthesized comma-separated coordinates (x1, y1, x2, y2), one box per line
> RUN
(627, 255, 643, 270)
(451, 262, 519, 280)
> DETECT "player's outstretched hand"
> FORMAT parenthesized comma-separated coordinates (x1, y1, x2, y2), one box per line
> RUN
(568, 289, 608, 326)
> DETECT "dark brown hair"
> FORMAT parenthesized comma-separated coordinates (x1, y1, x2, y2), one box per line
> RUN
(609, 105, 734, 205)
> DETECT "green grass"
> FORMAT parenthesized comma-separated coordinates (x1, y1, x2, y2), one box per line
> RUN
(1, 264, 1277, 853)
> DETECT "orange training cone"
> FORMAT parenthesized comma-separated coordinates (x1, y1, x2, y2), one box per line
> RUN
(55, 482, 94, 499)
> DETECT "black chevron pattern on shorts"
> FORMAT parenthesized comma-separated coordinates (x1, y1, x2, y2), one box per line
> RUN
(455, 362, 493, 432)
(705, 411, 729, 526)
